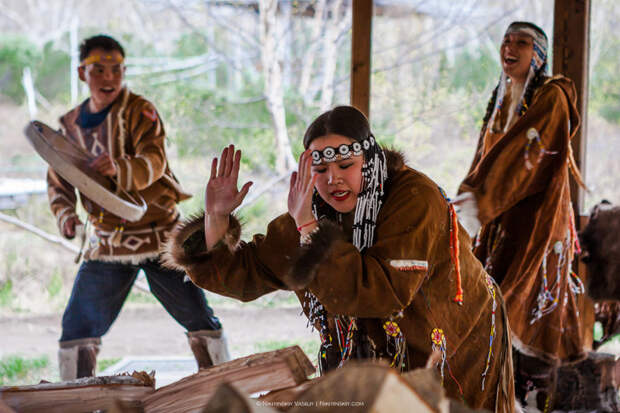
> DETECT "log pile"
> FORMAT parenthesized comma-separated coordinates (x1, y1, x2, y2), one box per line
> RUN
(0, 372, 154, 413)
(208, 361, 486, 413)
(141, 345, 314, 413)
(0, 346, 313, 413)
(3, 343, 620, 412)
(0, 346, 486, 413)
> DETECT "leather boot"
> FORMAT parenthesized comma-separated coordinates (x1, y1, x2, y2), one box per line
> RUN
(187, 329, 231, 369)
(58, 337, 101, 381)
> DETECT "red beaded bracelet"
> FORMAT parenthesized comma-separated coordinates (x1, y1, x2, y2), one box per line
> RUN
(297, 220, 317, 232)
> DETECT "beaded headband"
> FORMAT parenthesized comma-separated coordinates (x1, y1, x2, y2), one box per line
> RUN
(81, 53, 124, 67)
(311, 136, 374, 165)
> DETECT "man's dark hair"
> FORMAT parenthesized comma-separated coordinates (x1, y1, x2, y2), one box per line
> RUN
(79, 35, 125, 62)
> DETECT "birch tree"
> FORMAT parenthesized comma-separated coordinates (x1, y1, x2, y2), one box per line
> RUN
(298, 0, 327, 104)
(319, 0, 351, 111)
(259, 0, 296, 173)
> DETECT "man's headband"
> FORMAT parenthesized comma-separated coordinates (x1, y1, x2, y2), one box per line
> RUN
(81, 53, 124, 67)
(311, 136, 375, 165)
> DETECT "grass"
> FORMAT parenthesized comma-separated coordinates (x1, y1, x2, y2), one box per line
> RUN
(0, 280, 13, 307)
(203, 290, 301, 309)
(253, 338, 320, 363)
(46, 269, 63, 298)
(0, 355, 50, 386)
(97, 358, 122, 373)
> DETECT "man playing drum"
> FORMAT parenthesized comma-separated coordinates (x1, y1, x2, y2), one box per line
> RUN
(46, 35, 229, 380)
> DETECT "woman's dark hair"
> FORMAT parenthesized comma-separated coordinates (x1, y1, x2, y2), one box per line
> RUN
(519, 63, 548, 115)
(79, 35, 125, 62)
(303, 106, 371, 148)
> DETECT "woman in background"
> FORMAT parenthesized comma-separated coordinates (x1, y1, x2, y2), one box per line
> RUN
(454, 21, 586, 408)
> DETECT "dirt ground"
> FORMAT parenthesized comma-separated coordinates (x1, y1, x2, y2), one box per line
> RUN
(0, 302, 318, 369)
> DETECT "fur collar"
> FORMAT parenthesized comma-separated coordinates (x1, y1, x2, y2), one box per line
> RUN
(383, 148, 406, 178)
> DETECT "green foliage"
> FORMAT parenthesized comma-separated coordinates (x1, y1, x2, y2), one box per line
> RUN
(144, 81, 276, 168)
(448, 49, 498, 93)
(3, 248, 17, 273)
(0, 280, 13, 307)
(0, 355, 49, 385)
(175, 33, 208, 57)
(0, 35, 70, 104)
(253, 338, 320, 362)
(238, 197, 271, 237)
(126, 290, 158, 304)
(98, 358, 122, 372)
(36, 41, 71, 103)
(0, 35, 39, 103)
(46, 269, 63, 298)
(594, 321, 603, 341)
(590, 37, 620, 124)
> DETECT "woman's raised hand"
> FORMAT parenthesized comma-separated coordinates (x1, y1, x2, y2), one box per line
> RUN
(205, 145, 253, 218)
(204, 145, 252, 250)
(288, 150, 317, 229)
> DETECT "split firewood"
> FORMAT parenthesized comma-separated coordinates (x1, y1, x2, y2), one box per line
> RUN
(142, 345, 314, 413)
(202, 382, 279, 413)
(0, 399, 17, 413)
(285, 361, 446, 413)
(0, 372, 155, 413)
(257, 378, 322, 411)
(401, 368, 449, 412)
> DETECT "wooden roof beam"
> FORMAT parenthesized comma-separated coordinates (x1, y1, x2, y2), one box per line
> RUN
(351, 0, 373, 119)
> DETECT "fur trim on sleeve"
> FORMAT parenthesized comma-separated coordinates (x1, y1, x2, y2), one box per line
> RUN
(162, 212, 241, 271)
(283, 220, 346, 290)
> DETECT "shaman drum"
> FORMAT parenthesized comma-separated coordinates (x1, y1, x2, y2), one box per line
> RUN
(24, 120, 147, 222)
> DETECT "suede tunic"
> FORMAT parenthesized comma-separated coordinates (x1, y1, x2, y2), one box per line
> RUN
(459, 76, 587, 361)
(165, 152, 515, 412)
(47, 88, 191, 263)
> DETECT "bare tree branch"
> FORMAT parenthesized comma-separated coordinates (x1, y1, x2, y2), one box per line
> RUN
(0, 211, 79, 254)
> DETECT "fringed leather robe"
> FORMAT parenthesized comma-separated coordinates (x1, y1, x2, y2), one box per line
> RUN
(459, 76, 587, 361)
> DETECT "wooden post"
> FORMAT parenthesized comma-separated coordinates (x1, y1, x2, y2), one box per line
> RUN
(553, 0, 593, 354)
(553, 0, 591, 220)
(351, 0, 372, 119)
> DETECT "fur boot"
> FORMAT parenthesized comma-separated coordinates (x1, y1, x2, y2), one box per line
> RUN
(58, 337, 101, 381)
(187, 329, 231, 369)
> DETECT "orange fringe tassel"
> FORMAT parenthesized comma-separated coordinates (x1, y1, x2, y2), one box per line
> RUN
(448, 203, 463, 304)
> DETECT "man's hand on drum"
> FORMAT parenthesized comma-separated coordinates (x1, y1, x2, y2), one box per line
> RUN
(287, 150, 317, 235)
(62, 215, 83, 239)
(89, 152, 117, 177)
(204, 144, 253, 249)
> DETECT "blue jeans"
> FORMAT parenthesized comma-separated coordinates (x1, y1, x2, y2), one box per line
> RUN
(60, 259, 221, 342)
